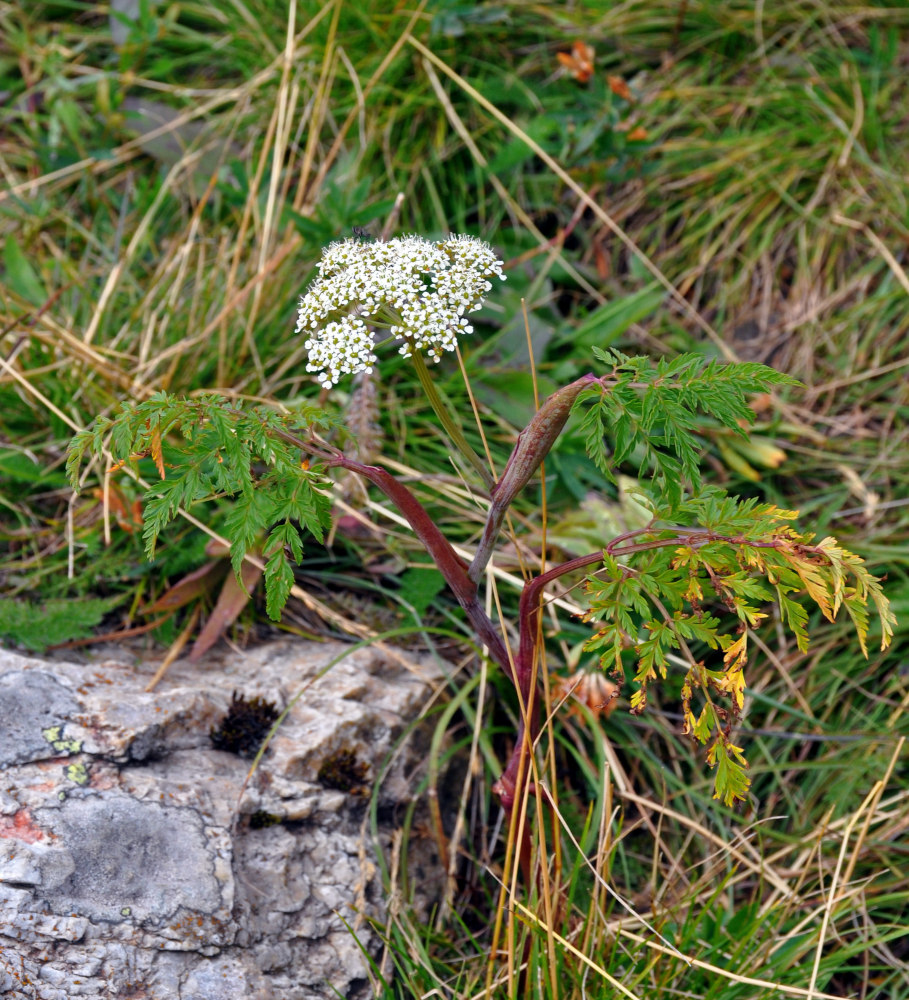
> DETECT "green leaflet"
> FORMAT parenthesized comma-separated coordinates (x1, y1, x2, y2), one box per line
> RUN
(66, 393, 333, 622)
(574, 351, 799, 511)
(581, 485, 893, 806)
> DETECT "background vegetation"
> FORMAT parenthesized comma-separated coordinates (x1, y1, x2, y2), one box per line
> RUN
(1, 1, 907, 997)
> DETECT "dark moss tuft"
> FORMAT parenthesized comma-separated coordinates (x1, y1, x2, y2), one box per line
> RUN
(248, 809, 281, 829)
(210, 690, 279, 758)
(317, 747, 370, 796)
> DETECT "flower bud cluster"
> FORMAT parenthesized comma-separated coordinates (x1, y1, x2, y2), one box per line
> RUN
(295, 234, 505, 390)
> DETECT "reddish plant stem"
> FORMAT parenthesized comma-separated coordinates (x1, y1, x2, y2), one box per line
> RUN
(492, 523, 802, 804)
(259, 420, 517, 685)
(329, 452, 542, 878)
(328, 454, 516, 686)
(495, 550, 606, 805)
(270, 416, 811, 853)
(469, 374, 599, 582)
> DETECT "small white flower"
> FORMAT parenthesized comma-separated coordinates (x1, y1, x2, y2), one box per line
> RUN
(296, 234, 505, 389)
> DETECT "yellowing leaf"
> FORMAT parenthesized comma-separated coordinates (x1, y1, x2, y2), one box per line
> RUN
(692, 705, 715, 743)
(150, 429, 166, 480)
(684, 576, 704, 602)
(736, 436, 788, 470)
(629, 687, 647, 713)
(720, 632, 748, 708)
(815, 536, 848, 613)
(723, 632, 747, 668)
(723, 665, 747, 709)
(671, 545, 699, 569)
(789, 552, 834, 620)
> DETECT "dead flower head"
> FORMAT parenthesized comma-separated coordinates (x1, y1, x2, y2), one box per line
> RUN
(553, 669, 619, 720)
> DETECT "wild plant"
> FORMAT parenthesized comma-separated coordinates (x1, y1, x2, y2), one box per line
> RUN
(67, 234, 894, 876)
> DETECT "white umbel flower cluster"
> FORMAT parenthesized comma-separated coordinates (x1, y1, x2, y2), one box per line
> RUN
(295, 234, 506, 390)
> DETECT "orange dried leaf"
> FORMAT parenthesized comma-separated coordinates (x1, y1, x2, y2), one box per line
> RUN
(90, 484, 143, 533)
(557, 41, 595, 84)
(594, 239, 610, 281)
(142, 559, 230, 613)
(627, 125, 648, 141)
(106, 449, 149, 475)
(553, 669, 619, 720)
(608, 75, 632, 100)
(150, 429, 165, 479)
(189, 558, 263, 661)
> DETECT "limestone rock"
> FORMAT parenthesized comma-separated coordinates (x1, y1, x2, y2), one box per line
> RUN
(0, 640, 444, 999)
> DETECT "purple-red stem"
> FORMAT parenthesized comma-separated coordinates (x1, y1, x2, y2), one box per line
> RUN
(468, 374, 599, 582)
(328, 454, 516, 686)
(491, 523, 791, 803)
(268, 412, 806, 875)
(269, 417, 794, 823)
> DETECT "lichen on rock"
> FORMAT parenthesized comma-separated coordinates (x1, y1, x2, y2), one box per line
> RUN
(0, 640, 443, 1000)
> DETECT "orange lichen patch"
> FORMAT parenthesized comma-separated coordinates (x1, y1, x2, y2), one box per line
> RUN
(0, 809, 46, 844)
(33, 765, 66, 782)
(88, 767, 117, 791)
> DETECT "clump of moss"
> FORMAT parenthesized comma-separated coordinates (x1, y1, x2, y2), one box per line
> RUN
(317, 747, 370, 796)
(210, 691, 279, 758)
(248, 809, 281, 829)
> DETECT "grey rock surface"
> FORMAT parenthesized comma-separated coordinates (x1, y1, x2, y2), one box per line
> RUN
(0, 640, 444, 999)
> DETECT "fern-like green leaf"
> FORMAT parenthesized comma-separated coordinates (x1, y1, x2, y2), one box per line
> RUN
(264, 547, 294, 621)
(708, 737, 751, 807)
(223, 490, 273, 576)
(573, 355, 800, 507)
(0, 596, 123, 653)
(776, 587, 810, 653)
